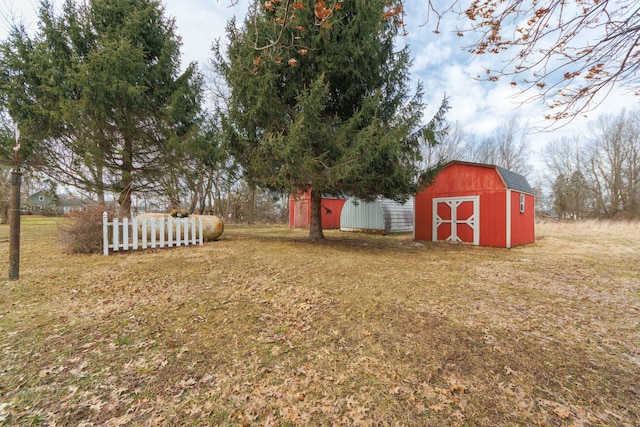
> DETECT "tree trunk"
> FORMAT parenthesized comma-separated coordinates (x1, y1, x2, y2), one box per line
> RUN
(212, 179, 222, 216)
(248, 183, 256, 225)
(118, 188, 132, 218)
(189, 191, 198, 214)
(203, 174, 214, 214)
(309, 188, 325, 241)
(225, 180, 232, 220)
(96, 165, 105, 204)
(118, 139, 133, 217)
(0, 201, 8, 224)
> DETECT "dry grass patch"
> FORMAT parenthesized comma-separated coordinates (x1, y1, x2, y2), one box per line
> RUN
(0, 217, 638, 426)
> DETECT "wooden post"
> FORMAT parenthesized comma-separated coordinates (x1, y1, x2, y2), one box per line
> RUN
(8, 125, 21, 279)
(8, 170, 21, 280)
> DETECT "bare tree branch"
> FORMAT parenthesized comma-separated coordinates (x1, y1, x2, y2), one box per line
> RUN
(425, 0, 640, 123)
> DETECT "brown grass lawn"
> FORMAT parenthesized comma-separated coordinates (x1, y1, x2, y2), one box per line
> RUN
(0, 217, 639, 426)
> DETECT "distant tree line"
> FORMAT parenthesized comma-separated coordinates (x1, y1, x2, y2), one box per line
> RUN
(418, 110, 640, 220)
(419, 115, 532, 177)
(542, 110, 640, 219)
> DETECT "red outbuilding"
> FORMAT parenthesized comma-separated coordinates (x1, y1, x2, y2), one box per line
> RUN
(289, 189, 345, 229)
(414, 161, 535, 248)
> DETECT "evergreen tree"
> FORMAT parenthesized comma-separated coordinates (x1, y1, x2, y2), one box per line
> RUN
(215, 0, 443, 240)
(0, 0, 202, 216)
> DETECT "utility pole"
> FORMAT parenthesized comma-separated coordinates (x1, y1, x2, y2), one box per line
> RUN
(8, 125, 21, 280)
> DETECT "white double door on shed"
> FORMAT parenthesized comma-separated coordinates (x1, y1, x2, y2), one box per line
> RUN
(432, 196, 480, 245)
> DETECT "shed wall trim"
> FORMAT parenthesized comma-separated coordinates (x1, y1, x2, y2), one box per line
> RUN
(506, 189, 512, 249)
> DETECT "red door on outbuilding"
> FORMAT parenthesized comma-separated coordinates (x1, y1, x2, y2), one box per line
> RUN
(289, 189, 345, 229)
(414, 161, 535, 248)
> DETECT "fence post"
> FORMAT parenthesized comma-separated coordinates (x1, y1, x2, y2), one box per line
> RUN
(132, 217, 139, 250)
(151, 218, 157, 248)
(103, 212, 109, 256)
(198, 216, 203, 245)
(142, 218, 148, 249)
(183, 219, 189, 246)
(113, 218, 119, 252)
(159, 217, 165, 248)
(122, 217, 129, 251)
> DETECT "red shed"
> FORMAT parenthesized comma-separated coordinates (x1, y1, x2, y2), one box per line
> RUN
(414, 161, 535, 248)
(289, 189, 345, 229)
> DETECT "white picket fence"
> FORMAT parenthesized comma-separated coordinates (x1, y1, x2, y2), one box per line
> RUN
(102, 212, 203, 256)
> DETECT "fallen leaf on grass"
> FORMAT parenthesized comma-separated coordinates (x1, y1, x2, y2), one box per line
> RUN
(603, 409, 625, 421)
(447, 378, 467, 394)
(104, 413, 134, 426)
(271, 345, 281, 356)
(452, 409, 465, 420)
(177, 377, 197, 389)
(552, 404, 571, 419)
(176, 345, 189, 358)
(145, 416, 166, 426)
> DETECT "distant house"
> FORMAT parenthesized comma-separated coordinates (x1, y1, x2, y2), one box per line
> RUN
(26, 191, 98, 215)
(26, 191, 55, 213)
(414, 161, 535, 248)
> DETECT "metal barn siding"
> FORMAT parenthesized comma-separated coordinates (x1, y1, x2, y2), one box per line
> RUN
(340, 197, 414, 234)
(289, 190, 345, 229)
(414, 161, 535, 248)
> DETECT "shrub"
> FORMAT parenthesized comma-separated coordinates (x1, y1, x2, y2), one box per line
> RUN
(58, 207, 108, 254)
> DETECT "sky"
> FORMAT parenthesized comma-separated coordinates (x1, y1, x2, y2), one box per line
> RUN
(1, 0, 639, 180)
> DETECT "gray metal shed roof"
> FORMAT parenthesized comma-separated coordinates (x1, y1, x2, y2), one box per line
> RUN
(495, 166, 535, 194)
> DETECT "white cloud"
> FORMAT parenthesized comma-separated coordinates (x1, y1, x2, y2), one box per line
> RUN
(164, 0, 250, 69)
(411, 41, 452, 72)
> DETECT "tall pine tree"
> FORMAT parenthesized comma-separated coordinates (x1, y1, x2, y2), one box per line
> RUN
(0, 0, 202, 215)
(215, 0, 444, 240)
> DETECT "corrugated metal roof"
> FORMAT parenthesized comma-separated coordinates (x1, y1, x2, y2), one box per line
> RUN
(379, 198, 414, 233)
(340, 197, 413, 233)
